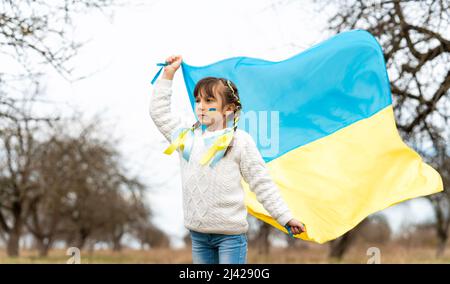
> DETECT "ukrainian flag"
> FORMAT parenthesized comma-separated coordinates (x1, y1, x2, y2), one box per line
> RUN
(179, 30, 443, 244)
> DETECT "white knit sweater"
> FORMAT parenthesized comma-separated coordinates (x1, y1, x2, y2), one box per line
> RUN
(149, 78, 293, 235)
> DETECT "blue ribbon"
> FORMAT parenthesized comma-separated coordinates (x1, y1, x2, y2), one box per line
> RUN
(285, 225, 295, 238)
(151, 62, 168, 85)
(182, 130, 194, 161)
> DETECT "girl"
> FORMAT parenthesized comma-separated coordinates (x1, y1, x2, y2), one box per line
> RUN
(149, 55, 306, 264)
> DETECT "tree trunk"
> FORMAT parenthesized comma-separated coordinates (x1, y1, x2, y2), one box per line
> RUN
(258, 223, 271, 255)
(76, 228, 89, 250)
(432, 197, 449, 258)
(6, 229, 21, 257)
(436, 230, 448, 258)
(328, 231, 353, 260)
(112, 240, 122, 252)
(112, 231, 124, 252)
(6, 212, 22, 257)
(36, 237, 52, 257)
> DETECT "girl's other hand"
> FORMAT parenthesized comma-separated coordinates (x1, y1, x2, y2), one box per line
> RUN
(286, 218, 306, 235)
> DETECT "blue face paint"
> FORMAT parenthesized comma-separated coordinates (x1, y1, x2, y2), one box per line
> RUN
(208, 108, 216, 111)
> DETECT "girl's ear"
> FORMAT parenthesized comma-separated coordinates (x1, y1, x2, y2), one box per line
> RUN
(224, 105, 236, 121)
(223, 103, 236, 113)
(224, 110, 233, 117)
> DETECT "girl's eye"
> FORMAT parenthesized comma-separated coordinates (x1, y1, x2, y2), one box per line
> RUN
(194, 97, 214, 103)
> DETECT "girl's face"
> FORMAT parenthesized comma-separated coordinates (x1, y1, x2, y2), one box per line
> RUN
(195, 87, 233, 128)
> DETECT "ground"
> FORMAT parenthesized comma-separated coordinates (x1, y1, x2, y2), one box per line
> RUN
(1, 243, 450, 264)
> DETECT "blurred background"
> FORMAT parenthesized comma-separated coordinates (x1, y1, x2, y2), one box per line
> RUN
(0, 0, 449, 263)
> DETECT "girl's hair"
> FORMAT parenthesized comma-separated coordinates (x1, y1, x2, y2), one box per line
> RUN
(192, 77, 242, 158)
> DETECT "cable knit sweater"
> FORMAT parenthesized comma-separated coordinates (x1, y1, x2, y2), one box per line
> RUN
(149, 78, 293, 235)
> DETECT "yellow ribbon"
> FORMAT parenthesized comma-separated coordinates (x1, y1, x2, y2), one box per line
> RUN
(163, 128, 191, 155)
(200, 131, 234, 166)
(163, 123, 236, 166)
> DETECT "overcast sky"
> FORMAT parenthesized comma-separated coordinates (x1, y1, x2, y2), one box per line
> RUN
(39, 0, 436, 248)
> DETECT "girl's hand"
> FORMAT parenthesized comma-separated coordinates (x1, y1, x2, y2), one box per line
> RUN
(286, 218, 306, 235)
(163, 54, 183, 75)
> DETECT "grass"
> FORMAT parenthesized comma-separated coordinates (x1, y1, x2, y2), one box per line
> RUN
(1, 243, 449, 264)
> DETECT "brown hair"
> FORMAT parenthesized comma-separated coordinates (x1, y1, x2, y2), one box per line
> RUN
(192, 77, 242, 158)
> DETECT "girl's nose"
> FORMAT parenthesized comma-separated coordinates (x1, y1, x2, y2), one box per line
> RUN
(197, 102, 206, 111)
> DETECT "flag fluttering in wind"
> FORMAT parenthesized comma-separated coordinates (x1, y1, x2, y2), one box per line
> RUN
(160, 30, 443, 244)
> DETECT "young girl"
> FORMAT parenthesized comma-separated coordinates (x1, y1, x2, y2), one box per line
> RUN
(149, 55, 306, 264)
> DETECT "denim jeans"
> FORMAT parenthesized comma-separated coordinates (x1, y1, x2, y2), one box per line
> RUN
(189, 229, 248, 264)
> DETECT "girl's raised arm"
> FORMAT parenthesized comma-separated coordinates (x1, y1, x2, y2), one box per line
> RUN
(149, 55, 186, 142)
(149, 78, 185, 142)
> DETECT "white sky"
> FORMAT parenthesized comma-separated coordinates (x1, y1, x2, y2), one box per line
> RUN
(38, 0, 436, 248)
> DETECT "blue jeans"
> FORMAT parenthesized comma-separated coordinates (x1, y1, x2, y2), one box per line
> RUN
(189, 229, 248, 264)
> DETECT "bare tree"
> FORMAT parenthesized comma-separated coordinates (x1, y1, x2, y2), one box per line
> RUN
(323, 0, 449, 141)
(0, 0, 116, 124)
(327, 218, 370, 260)
(25, 139, 69, 257)
(0, 0, 165, 258)
(0, 108, 157, 257)
(423, 129, 450, 257)
(99, 184, 150, 252)
(25, 122, 142, 256)
(0, 0, 114, 78)
(52, 118, 145, 251)
(0, 107, 57, 257)
(1, 1, 117, 257)
(135, 223, 170, 250)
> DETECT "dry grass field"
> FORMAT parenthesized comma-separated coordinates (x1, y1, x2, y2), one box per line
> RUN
(1, 242, 449, 264)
